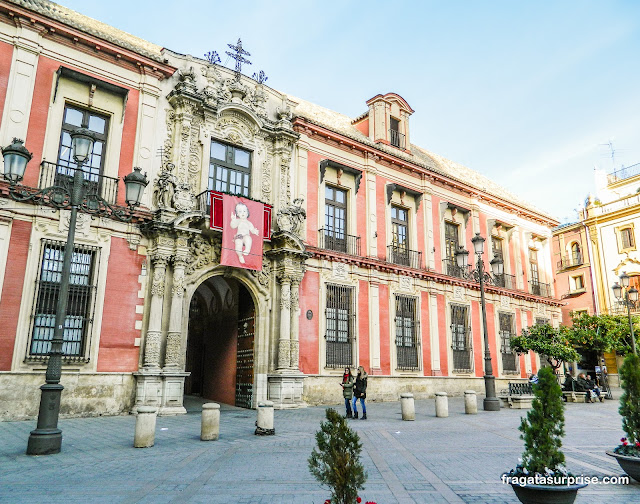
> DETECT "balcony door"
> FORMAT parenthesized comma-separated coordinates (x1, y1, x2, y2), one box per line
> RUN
(444, 222, 459, 275)
(324, 186, 347, 253)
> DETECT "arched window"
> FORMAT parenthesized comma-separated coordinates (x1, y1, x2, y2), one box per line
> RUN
(570, 242, 581, 264)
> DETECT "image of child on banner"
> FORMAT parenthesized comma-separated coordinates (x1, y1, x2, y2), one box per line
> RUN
(230, 202, 259, 264)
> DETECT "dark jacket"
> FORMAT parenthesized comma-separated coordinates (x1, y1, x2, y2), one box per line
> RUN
(354, 372, 368, 399)
(342, 376, 354, 399)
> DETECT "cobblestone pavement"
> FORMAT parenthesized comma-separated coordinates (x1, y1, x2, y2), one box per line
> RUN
(1, 393, 639, 503)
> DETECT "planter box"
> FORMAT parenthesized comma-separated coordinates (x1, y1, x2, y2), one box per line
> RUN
(607, 451, 640, 482)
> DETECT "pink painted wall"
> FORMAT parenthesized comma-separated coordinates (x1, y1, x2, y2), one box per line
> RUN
(358, 280, 370, 371)
(299, 270, 320, 374)
(421, 291, 432, 376)
(378, 284, 390, 374)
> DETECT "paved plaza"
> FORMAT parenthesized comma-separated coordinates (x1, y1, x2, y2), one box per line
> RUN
(1, 393, 639, 504)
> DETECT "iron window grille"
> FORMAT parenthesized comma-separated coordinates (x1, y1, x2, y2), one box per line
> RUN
(395, 295, 420, 370)
(535, 317, 549, 326)
(56, 104, 109, 195)
(499, 312, 518, 373)
(451, 304, 472, 372)
(208, 140, 251, 197)
(324, 186, 348, 253)
(27, 239, 99, 361)
(325, 284, 355, 368)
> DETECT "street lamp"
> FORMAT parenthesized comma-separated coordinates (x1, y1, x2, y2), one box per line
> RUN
(2, 132, 148, 455)
(456, 232, 503, 411)
(613, 271, 638, 355)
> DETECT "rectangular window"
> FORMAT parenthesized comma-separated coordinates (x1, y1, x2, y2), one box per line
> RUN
(56, 104, 109, 193)
(29, 240, 99, 359)
(572, 275, 584, 291)
(395, 295, 419, 370)
(492, 236, 503, 259)
(325, 284, 354, 368)
(535, 317, 549, 326)
(451, 304, 472, 372)
(323, 186, 347, 253)
(390, 205, 411, 266)
(499, 312, 518, 373)
(444, 221, 460, 276)
(208, 140, 251, 196)
(529, 248, 540, 294)
(621, 227, 635, 249)
(389, 117, 403, 148)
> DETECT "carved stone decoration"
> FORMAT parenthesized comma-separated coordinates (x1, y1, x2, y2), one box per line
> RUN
(290, 340, 299, 369)
(280, 281, 291, 309)
(165, 331, 182, 367)
(251, 256, 272, 287)
(172, 271, 185, 297)
(261, 152, 273, 203)
(278, 340, 291, 371)
(152, 162, 177, 210)
(175, 67, 198, 92)
(143, 331, 161, 368)
(59, 210, 91, 237)
(164, 109, 175, 168)
(275, 197, 306, 236)
(246, 84, 268, 118)
(186, 234, 221, 276)
(173, 182, 195, 212)
(151, 267, 166, 297)
(216, 113, 256, 141)
(280, 150, 292, 206)
(187, 116, 202, 190)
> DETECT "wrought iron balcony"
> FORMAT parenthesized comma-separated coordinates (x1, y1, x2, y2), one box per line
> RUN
(529, 281, 553, 298)
(389, 129, 406, 149)
(452, 349, 473, 373)
(442, 258, 472, 279)
(557, 252, 583, 270)
(388, 244, 422, 269)
(40, 161, 119, 205)
(318, 229, 361, 256)
(493, 273, 517, 290)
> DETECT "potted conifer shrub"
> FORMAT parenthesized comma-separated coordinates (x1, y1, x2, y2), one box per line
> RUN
(308, 408, 367, 504)
(503, 367, 587, 504)
(607, 353, 640, 481)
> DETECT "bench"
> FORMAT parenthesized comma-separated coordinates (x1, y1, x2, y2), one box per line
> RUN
(563, 390, 586, 403)
(499, 382, 535, 409)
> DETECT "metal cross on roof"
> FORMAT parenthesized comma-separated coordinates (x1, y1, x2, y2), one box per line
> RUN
(226, 38, 251, 77)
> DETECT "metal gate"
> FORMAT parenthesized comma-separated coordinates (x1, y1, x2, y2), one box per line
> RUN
(235, 315, 255, 408)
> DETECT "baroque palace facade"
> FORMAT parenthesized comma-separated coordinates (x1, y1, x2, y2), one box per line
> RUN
(0, 0, 561, 420)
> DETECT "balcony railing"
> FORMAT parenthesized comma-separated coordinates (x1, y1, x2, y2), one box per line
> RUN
(452, 349, 473, 373)
(557, 253, 583, 270)
(389, 129, 406, 149)
(388, 244, 422, 269)
(40, 161, 119, 205)
(529, 281, 553, 298)
(493, 273, 517, 290)
(607, 162, 640, 185)
(442, 258, 472, 279)
(318, 229, 361, 256)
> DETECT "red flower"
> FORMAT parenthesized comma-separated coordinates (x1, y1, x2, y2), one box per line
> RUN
(636, 441, 640, 448)
(357, 499, 362, 503)
(324, 500, 330, 504)
(621, 437, 627, 442)
(624, 441, 629, 446)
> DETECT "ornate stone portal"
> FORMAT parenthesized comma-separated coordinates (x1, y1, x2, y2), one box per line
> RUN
(134, 54, 308, 413)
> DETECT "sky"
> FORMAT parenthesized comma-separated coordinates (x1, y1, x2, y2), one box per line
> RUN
(56, 0, 640, 223)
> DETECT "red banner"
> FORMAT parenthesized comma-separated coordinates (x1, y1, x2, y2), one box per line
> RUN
(220, 194, 264, 271)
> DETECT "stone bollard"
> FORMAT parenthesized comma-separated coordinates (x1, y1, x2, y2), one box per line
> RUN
(134, 406, 157, 448)
(435, 392, 448, 418)
(201, 403, 220, 441)
(400, 393, 415, 421)
(255, 401, 275, 435)
(464, 390, 477, 414)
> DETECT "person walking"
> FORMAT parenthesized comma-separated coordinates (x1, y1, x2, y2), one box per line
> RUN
(352, 366, 368, 420)
(341, 367, 354, 418)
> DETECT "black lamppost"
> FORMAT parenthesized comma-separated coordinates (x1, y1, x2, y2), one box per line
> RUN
(456, 232, 503, 411)
(612, 272, 638, 356)
(2, 134, 148, 455)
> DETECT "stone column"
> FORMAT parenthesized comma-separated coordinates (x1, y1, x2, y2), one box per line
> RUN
(289, 279, 301, 370)
(144, 254, 169, 370)
(164, 256, 187, 369)
(277, 277, 291, 371)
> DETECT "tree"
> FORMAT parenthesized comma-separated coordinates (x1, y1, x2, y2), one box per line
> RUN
(519, 367, 566, 474)
(308, 408, 366, 504)
(566, 312, 633, 356)
(512, 324, 579, 371)
(619, 354, 640, 447)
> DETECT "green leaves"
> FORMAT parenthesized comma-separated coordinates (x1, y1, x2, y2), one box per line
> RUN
(619, 354, 640, 444)
(519, 367, 566, 474)
(308, 408, 366, 504)
(512, 324, 579, 370)
(566, 312, 635, 356)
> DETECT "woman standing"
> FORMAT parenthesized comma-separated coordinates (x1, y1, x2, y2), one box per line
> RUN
(352, 366, 368, 420)
(341, 367, 354, 418)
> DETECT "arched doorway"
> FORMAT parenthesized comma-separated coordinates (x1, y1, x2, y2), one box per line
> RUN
(184, 276, 255, 408)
